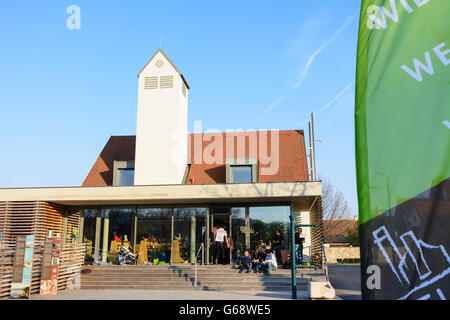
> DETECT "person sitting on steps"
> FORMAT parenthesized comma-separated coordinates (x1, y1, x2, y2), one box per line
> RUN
(239, 251, 252, 273)
(261, 249, 278, 275)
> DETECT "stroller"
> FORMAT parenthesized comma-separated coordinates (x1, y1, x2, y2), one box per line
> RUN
(117, 245, 137, 265)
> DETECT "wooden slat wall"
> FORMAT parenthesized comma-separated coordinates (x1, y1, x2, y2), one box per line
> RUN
(310, 198, 325, 267)
(0, 201, 84, 298)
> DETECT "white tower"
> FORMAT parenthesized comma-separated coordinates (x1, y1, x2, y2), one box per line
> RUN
(134, 49, 189, 185)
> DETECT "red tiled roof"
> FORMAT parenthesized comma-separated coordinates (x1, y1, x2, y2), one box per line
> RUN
(82, 136, 136, 187)
(82, 130, 309, 186)
(323, 219, 358, 243)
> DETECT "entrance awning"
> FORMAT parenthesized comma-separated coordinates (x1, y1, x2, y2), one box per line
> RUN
(0, 181, 321, 208)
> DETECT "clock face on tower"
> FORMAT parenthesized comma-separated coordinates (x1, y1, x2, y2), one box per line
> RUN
(155, 60, 164, 68)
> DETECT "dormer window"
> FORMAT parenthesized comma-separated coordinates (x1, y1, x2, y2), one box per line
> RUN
(225, 158, 257, 183)
(118, 169, 134, 186)
(113, 161, 135, 186)
(231, 166, 253, 183)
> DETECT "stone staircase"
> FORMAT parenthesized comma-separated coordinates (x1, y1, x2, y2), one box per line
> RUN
(80, 265, 327, 291)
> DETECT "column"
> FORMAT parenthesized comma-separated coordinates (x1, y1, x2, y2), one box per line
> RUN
(94, 209, 101, 262)
(102, 209, 109, 263)
(245, 207, 250, 251)
(190, 216, 196, 264)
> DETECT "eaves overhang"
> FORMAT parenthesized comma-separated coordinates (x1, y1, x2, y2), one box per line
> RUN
(0, 181, 321, 208)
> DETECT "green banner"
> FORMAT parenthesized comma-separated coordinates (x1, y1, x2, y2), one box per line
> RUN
(356, 0, 449, 300)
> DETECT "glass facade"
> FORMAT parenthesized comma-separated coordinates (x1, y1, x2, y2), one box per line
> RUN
(173, 208, 206, 263)
(230, 207, 246, 261)
(82, 209, 97, 263)
(249, 206, 290, 248)
(82, 204, 290, 265)
(136, 208, 172, 264)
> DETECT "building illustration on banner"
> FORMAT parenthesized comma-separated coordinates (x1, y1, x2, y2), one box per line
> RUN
(372, 225, 450, 300)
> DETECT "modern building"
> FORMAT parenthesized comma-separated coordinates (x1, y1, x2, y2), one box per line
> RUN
(0, 49, 324, 296)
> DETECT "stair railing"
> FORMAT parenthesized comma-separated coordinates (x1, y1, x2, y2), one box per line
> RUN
(194, 242, 205, 287)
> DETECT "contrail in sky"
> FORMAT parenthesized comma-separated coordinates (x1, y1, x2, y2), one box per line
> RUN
(293, 15, 354, 89)
(316, 80, 355, 115)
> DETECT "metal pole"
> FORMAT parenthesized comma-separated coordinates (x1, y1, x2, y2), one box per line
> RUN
(290, 204, 297, 299)
(309, 113, 317, 181)
(190, 216, 196, 264)
(228, 207, 232, 263)
(206, 206, 210, 264)
(170, 214, 174, 264)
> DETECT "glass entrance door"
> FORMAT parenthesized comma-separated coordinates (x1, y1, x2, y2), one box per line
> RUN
(210, 206, 249, 264)
(210, 206, 230, 264)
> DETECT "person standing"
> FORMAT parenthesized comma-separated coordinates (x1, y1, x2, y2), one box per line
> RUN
(294, 227, 305, 265)
(272, 229, 284, 265)
(214, 225, 227, 264)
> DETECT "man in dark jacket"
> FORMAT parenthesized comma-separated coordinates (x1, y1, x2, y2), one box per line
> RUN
(294, 227, 305, 265)
(272, 229, 284, 264)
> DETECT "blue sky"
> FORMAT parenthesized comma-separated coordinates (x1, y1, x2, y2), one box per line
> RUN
(0, 1, 361, 216)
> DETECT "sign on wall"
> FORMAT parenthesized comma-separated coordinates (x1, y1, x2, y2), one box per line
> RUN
(40, 236, 61, 295)
(10, 235, 34, 299)
(356, 0, 450, 299)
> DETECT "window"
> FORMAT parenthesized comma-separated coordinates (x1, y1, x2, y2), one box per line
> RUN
(113, 160, 135, 186)
(231, 166, 252, 183)
(225, 158, 257, 183)
(119, 169, 134, 186)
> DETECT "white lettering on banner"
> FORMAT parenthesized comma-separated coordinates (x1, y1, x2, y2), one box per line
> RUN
(442, 120, 450, 129)
(367, 0, 430, 30)
(401, 42, 449, 82)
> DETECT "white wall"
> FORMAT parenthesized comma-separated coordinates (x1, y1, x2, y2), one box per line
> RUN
(295, 211, 312, 263)
(134, 50, 188, 185)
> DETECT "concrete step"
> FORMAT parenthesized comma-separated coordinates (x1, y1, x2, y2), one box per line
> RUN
(80, 272, 315, 277)
(79, 285, 307, 291)
(79, 265, 324, 291)
(81, 270, 323, 275)
(80, 279, 317, 284)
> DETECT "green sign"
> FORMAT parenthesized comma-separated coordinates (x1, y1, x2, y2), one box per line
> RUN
(356, 0, 449, 300)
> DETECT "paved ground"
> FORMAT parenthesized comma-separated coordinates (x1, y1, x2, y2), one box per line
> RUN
(30, 289, 309, 300)
(327, 263, 362, 300)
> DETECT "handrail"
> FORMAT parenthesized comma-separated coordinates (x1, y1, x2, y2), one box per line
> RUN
(322, 241, 329, 282)
(194, 243, 205, 287)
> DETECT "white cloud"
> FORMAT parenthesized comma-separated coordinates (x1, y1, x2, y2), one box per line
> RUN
(293, 15, 355, 88)
(267, 96, 286, 110)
